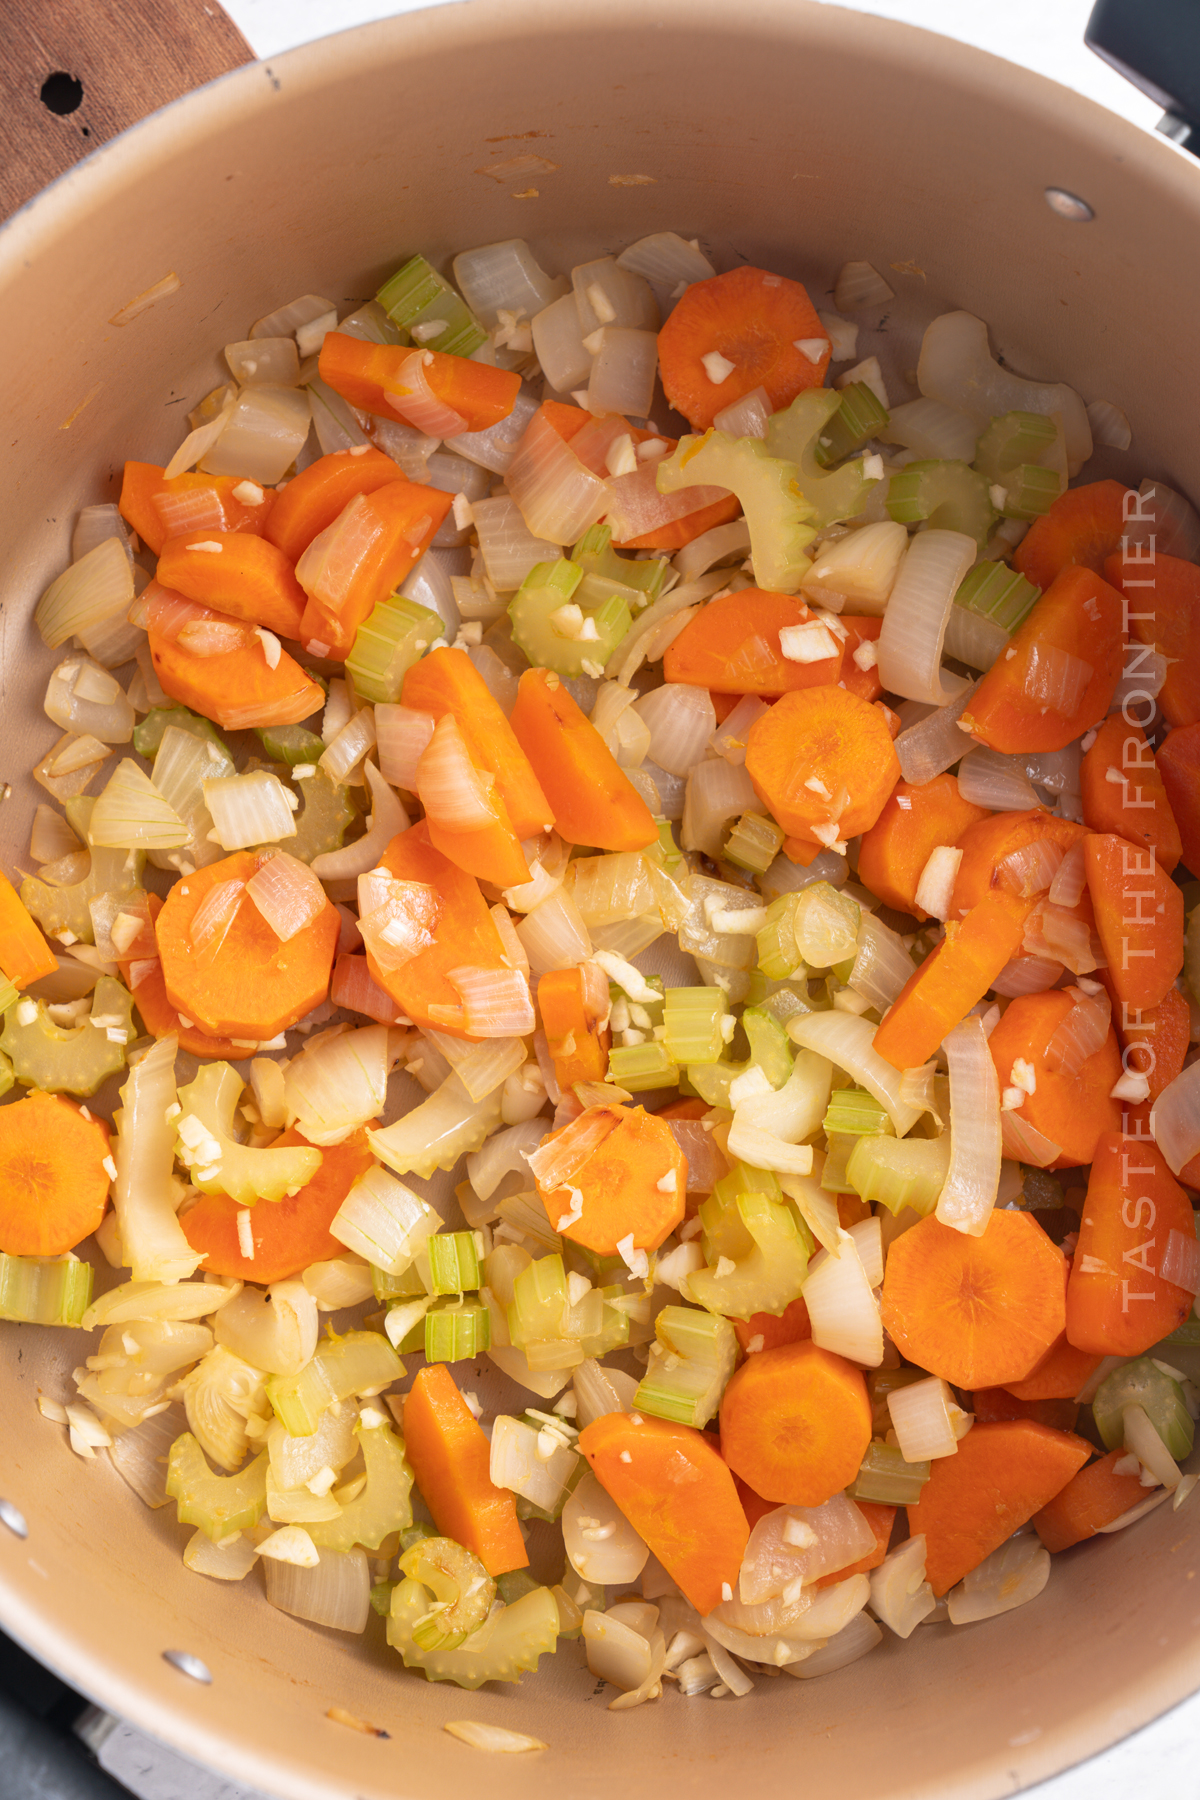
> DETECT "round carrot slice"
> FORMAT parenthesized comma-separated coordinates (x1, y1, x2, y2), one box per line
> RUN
(881, 1210, 1066, 1390)
(745, 684, 900, 847)
(986, 990, 1122, 1170)
(0, 1090, 112, 1256)
(536, 1103, 686, 1255)
(658, 267, 830, 431)
(181, 1127, 374, 1281)
(718, 1339, 871, 1506)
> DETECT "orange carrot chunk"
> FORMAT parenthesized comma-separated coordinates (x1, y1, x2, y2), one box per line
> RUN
(858, 773, 990, 918)
(1012, 479, 1131, 591)
(1084, 832, 1184, 1011)
(0, 1091, 113, 1256)
(985, 990, 1122, 1170)
(402, 1364, 528, 1576)
(156, 530, 307, 640)
(881, 1211, 1066, 1390)
(181, 1128, 374, 1281)
(1105, 548, 1200, 731)
(537, 965, 610, 1090)
(718, 1340, 872, 1507)
(838, 616, 884, 705)
(1102, 975, 1190, 1106)
(147, 585, 324, 731)
(534, 1103, 685, 1255)
(578, 1411, 748, 1615)
(907, 1419, 1091, 1595)
(971, 1389, 1080, 1433)
(1065, 1130, 1195, 1355)
(119, 462, 274, 557)
(1080, 717, 1181, 874)
(508, 668, 657, 852)
(872, 892, 1030, 1072)
(318, 333, 521, 434)
(1032, 1448, 1149, 1552)
(949, 808, 1088, 920)
(732, 1295, 812, 1355)
(662, 590, 844, 696)
(297, 478, 451, 661)
(402, 648, 553, 842)
(1001, 1330, 1103, 1402)
(745, 685, 900, 850)
(657, 267, 830, 432)
(0, 871, 58, 988)
(1157, 723, 1200, 877)
(264, 448, 409, 564)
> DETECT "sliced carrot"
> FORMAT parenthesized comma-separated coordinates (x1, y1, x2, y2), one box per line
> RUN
(971, 1388, 1080, 1433)
(872, 891, 1030, 1072)
(119, 462, 274, 557)
(745, 685, 900, 848)
(837, 1193, 873, 1228)
(1065, 1129, 1195, 1354)
(657, 267, 829, 432)
(1001, 1330, 1102, 1402)
(116, 895, 245, 1059)
(369, 822, 510, 1037)
(814, 1502, 895, 1588)
(1105, 548, 1200, 731)
(907, 1418, 1091, 1595)
(881, 1211, 1066, 1389)
(1032, 1448, 1148, 1552)
(734, 1474, 779, 1532)
(781, 835, 825, 868)
(318, 332, 521, 433)
(264, 448, 408, 564)
(537, 966, 611, 1090)
(838, 616, 884, 704)
(508, 668, 657, 852)
(156, 850, 339, 1041)
(156, 531, 307, 639)
(539, 400, 591, 445)
(985, 990, 1122, 1169)
(181, 1128, 375, 1281)
(578, 1411, 748, 1615)
(0, 871, 58, 988)
(330, 952, 407, 1025)
(402, 648, 553, 840)
(663, 590, 844, 696)
(403, 1364, 528, 1577)
(424, 806, 530, 891)
(718, 1340, 872, 1507)
(297, 478, 451, 661)
(1080, 717, 1181, 873)
(959, 566, 1124, 755)
(0, 1091, 112, 1256)
(710, 692, 742, 726)
(148, 589, 324, 731)
(1157, 723, 1200, 875)
(1084, 832, 1184, 1010)
(613, 491, 743, 553)
(1012, 479, 1131, 591)
(732, 1295, 812, 1355)
(949, 808, 1088, 920)
(858, 773, 990, 918)
(1100, 971, 1190, 1106)
(535, 1102, 685, 1255)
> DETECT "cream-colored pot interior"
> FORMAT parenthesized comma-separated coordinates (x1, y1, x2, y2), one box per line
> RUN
(2, 3, 1199, 1796)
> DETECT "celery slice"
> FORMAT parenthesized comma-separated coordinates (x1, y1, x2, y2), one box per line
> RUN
(255, 724, 326, 766)
(757, 894, 805, 981)
(578, 1284, 633, 1360)
(997, 463, 1062, 522)
(635, 1303, 738, 1428)
(849, 1441, 930, 1505)
(607, 1041, 679, 1092)
(686, 1186, 812, 1320)
(376, 254, 487, 358)
(425, 1300, 491, 1362)
(372, 1261, 426, 1303)
(845, 1133, 951, 1216)
(133, 705, 227, 761)
(743, 1007, 794, 1088)
(664, 987, 727, 1065)
(369, 1074, 504, 1181)
(345, 596, 446, 705)
(813, 381, 891, 468)
(0, 1252, 93, 1326)
(571, 523, 667, 605)
(255, 767, 356, 864)
(973, 410, 1058, 482)
(20, 798, 145, 946)
(953, 562, 1039, 634)
(724, 812, 784, 874)
(497, 1568, 544, 1603)
(426, 1231, 484, 1296)
(509, 559, 632, 677)
(265, 1330, 403, 1436)
(793, 883, 860, 969)
(508, 1254, 569, 1351)
(166, 1434, 269, 1541)
(713, 1162, 783, 1210)
(764, 389, 876, 529)
(657, 430, 817, 592)
(886, 459, 996, 547)
(822, 1088, 894, 1138)
(1, 973, 133, 1096)
(306, 1421, 414, 1553)
(399, 1536, 495, 1651)
(1092, 1357, 1195, 1461)
(388, 1580, 560, 1688)
(175, 1064, 322, 1205)
(820, 1134, 858, 1194)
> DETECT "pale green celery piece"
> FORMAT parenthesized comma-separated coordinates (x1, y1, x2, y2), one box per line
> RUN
(265, 1330, 404, 1436)
(306, 1422, 414, 1553)
(664, 987, 726, 1065)
(822, 1088, 895, 1138)
(426, 1232, 484, 1297)
(508, 1254, 570, 1351)
(389, 1302, 433, 1355)
(652, 818, 684, 878)
(497, 1567, 543, 1604)
(400, 1523, 438, 1552)
(372, 1261, 426, 1303)
(424, 1300, 491, 1362)
(1186, 905, 1200, 1011)
(820, 1134, 858, 1194)
(1092, 1357, 1195, 1461)
(370, 1074, 503, 1181)
(886, 459, 996, 548)
(0, 1048, 14, 1103)
(346, 596, 447, 705)
(133, 705, 227, 760)
(21, 800, 145, 945)
(571, 524, 668, 605)
(686, 1188, 811, 1321)
(0, 975, 17, 1020)
(578, 1285, 632, 1360)
(255, 724, 326, 766)
(0, 1252, 93, 1325)
(749, 977, 824, 1023)
(608, 1286, 654, 1346)
(175, 1064, 322, 1206)
(388, 1579, 561, 1687)
(166, 1434, 269, 1542)
(1, 974, 133, 1096)
(813, 381, 891, 468)
(845, 1133, 951, 1216)
(1166, 1318, 1200, 1349)
(764, 388, 876, 529)
(255, 768, 357, 864)
(999, 463, 1062, 522)
(973, 410, 1058, 483)
(370, 1581, 395, 1617)
(953, 562, 1040, 634)
(399, 1536, 495, 1651)
(635, 1303, 738, 1428)
(607, 1041, 678, 1092)
(724, 812, 784, 875)
(793, 883, 860, 969)
(849, 1441, 930, 1505)
(757, 894, 805, 981)
(742, 1007, 794, 1088)
(509, 559, 632, 678)
(658, 430, 817, 592)
(712, 1161, 782, 1216)
(376, 254, 486, 356)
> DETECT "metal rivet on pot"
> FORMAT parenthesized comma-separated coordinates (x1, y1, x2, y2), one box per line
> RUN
(1044, 187, 1094, 222)
(162, 1650, 212, 1684)
(0, 1499, 28, 1539)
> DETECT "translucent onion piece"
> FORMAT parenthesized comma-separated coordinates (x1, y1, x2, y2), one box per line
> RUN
(296, 494, 388, 622)
(879, 397, 979, 462)
(359, 876, 441, 974)
(225, 335, 300, 387)
(991, 955, 1065, 998)
(633, 685, 717, 778)
(603, 465, 733, 547)
(1022, 641, 1093, 717)
(444, 389, 540, 478)
(383, 350, 467, 436)
(887, 1375, 968, 1462)
(1123, 1402, 1182, 1490)
(1024, 904, 1098, 976)
(214, 1280, 319, 1377)
(604, 573, 726, 686)
(176, 618, 253, 658)
(188, 877, 245, 957)
(200, 385, 312, 487)
(877, 529, 976, 706)
(1151, 1063, 1200, 1178)
(203, 770, 297, 852)
(849, 913, 914, 1012)
(1161, 1227, 1200, 1295)
(1110, 645, 1168, 716)
(583, 1610, 655, 1693)
(467, 644, 519, 715)
(917, 312, 1092, 474)
(72, 502, 134, 567)
(112, 1037, 202, 1284)
(415, 715, 498, 831)
(563, 1472, 651, 1585)
(368, 413, 439, 481)
(681, 758, 758, 859)
(1045, 985, 1112, 1077)
(946, 1533, 1050, 1625)
(894, 684, 978, 784)
(531, 292, 592, 392)
(527, 1106, 619, 1191)
(107, 1403, 187, 1507)
(503, 832, 570, 914)
(713, 385, 771, 439)
(163, 408, 232, 481)
(284, 1024, 390, 1146)
(44, 656, 135, 745)
(800, 521, 908, 616)
(760, 849, 849, 900)
(868, 1535, 935, 1639)
(1086, 398, 1132, 452)
(675, 519, 753, 584)
(329, 1162, 437, 1273)
(506, 409, 608, 544)
(29, 803, 81, 865)
(802, 1230, 882, 1365)
(319, 710, 377, 785)
(586, 328, 658, 419)
(941, 605, 1009, 674)
(453, 239, 567, 327)
(311, 763, 409, 883)
(998, 836, 1064, 900)
(466, 1119, 548, 1206)
(573, 1358, 639, 1429)
(834, 261, 895, 310)
(264, 1544, 371, 1632)
(472, 495, 562, 593)
(788, 1609, 883, 1679)
(617, 231, 715, 299)
(35, 538, 135, 652)
(184, 1527, 260, 1582)
(710, 692, 770, 765)
(375, 704, 436, 791)
(246, 851, 326, 942)
(448, 964, 535, 1037)
(788, 1011, 921, 1135)
(149, 487, 225, 543)
(89, 758, 188, 850)
(250, 293, 335, 340)
(937, 1018, 1002, 1237)
(957, 748, 1041, 812)
(999, 1106, 1062, 1167)
(1124, 478, 1200, 563)
(739, 1496, 876, 1605)
(301, 1255, 375, 1312)
(516, 889, 592, 976)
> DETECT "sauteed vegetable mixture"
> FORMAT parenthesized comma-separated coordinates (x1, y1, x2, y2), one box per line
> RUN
(4, 235, 1200, 1710)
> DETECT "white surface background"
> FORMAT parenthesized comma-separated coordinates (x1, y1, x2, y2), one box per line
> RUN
(99, 2, 1200, 1796)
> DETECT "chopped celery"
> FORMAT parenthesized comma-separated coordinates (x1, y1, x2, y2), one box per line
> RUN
(793, 883, 860, 969)
(266, 1330, 404, 1436)
(133, 705, 226, 760)
(1166, 1318, 1200, 1349)
(821, 1133, 858, 1194)
(346, 596, 446, 705)
(686, 1185, 812, 1320)
(724, 812, 784, 874)
(255, 767, 356, 864)
(1, 974, 133, 1096)
(372, 1261, 426, 1303)
(684, 1061, 735, 1107)
(166, 1434, 269, 1541)
(400, 1536, 495, 1651)
(376, 254, 487, 358)
(400, 1523, 438, 1551)
(849, 1441, 930, 1505)
(578, 1284, 633, 1360)
(0, 1252, 93, 1326)
(764, 389, 877, 528)
(306, 1422, 414, 1553)
(1092, 1357, 1195, 1461)
(664, 987, 727, 1065)
(425, 1300, 491, 1362)
(571, 523, 667, 606)
(997, 463, 1061, 521)
(508, 1254, 569, 1353)
(757, 894, 805, 981)
(176, 1064, 322, 1205)
(953, 562, 1040, 634)
(886, 459, 996, 548)
(822, 1088, 894, 1138)
(635, 1303, 738, 1428)
(652, 817, 684, 879)
(388, 1579, 560, 1688)
(370, 1581, 395, 1617)
(369, 1073, 503, 1180)
(607, 1041, 679, 1092)
(845, 1134, 951, 1216)
(494, 1413, 583, 1522)
(657, 430, 817, 592)
(743, 1007, 794, 1088)
(813, 381, 890, 468)
(497, 1567, 542, 1604)
(866, 1367, 929, 1438)
(509, 559, 632, 678)
(21, 799, 145, 945)
(713, 1161, 783, 1212)
(973, 410, 1058, 482)
(426, 1231, 484, 1296)
(255, 724, 326, 766)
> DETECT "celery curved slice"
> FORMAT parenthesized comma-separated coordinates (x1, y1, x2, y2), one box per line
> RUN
(684, 1186, 812, 1320)
(0, 1252, 93, 1325)
(255, 724, 326, 766)
(886, 459, 996, 547)
(255, 767, 357, 864)
(764, 389, 878, 528)
(1, 974, 133, 1096)
(845, 1133, 950, 1216)
(398, 1536, 495, 1651)
(1092, 1357, 1195, 1461)
(175, 1063, 322, 1205)
(306, 1420, 414, 1552)
(20, 799, 145, 945)
(265, 1329, 403, 1436)
(133, 705, 228, 761)
(387, 1579, 560, 1688)
(509, 559, 632, 677)
(346, 597, 446, 705)
(656, 430, 816, 592)
(369, 1073, 503, 1181)
(166, 1432, 269, 1541)
(635, 1303, 737, 1427)
(973, 410, 1057, 482)
(571, 523, 667, 604)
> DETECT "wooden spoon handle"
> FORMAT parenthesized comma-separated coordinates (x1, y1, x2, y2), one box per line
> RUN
(0, 0, 254, 221)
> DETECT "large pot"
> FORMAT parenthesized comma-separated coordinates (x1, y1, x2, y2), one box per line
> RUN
(2, 5, 1198, 1796)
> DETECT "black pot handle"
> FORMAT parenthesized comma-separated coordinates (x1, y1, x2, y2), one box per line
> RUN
(1087, 0, 1200, 157)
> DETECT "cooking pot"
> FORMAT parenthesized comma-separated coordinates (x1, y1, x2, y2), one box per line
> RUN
(2, 3, 1199, 1796)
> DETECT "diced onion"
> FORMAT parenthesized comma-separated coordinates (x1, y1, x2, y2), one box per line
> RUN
(466, 1118, 548, 1205)
(225, 335, 300, 387)
(359, 875, 441, 974)
(616, 231, 715, 298)
(887, 1375, 969, 1461)
(1024, 904, 1098, 976)
(448, 965, 536, 1037)
(1045, 984, 1112, 1077)
(504, 832, 571, 913)
(998, 836, 1064, 899)
(942, 606, 1009, 673)
(369, 413, 439, 481)
(586, 328, 658, 419)
(184, 1528, 260, 1582)
(681, 758, 758, 859)
(201, 385, 312, 486)
(833, 261, 895, 310)
(1085, 399, 1132, 452)
(913, 846, 962, 922)
(991, 956, 1065, 998)
(203, 770, 297, 851)
(894, 684, 978, 784)
(214, 1279, 319, 1377)
(416, 714, 499, 830)
(506, 409, 608, 544)
(472, 495, 561, 593)
(319, 710, 377, 784)
(516, 889, 593, 976)
(111, 1037, 203, 1285)
(301, 1255, 375, 1312)
(35, 538, 135, 652)
(454, 239, 567, 327)
(284, 1024, 390, 1146)
(877, 530, 976, 706)
(710, 692, 770, 765)
(189, 878, 245, 957)
(527, 1107, 619, 1191)
(868, 1536, 935, 1639)
(1123, 1402, 1182, 1490)
(937, 1017, 1002, 1237)
(713, 385, 771, 439)
(633, 685, 716, 777)
(788, 1011, 920, 1135)
(803, 1229, 882, 1366)
(880, 397, 979, 463)
(999, 1107, 1062, 1167)
(957, 748, 1041, 812)
(1152, 1063, 1200, 1178)
(739, 1495, 876, 1604)
(264, 1544, 371, 1632)
(946, 1534, 1049, 1624)
(163, 408, 233, 481)
(1021, 641, 1093, 716)
(108, 1404, 187, 1508)
(564, 1472, 650, 1584)
(296, 494, 388, 625)
(329, 1162, 438, 1273)
(788, 1609, 883, 1679)
(1161, 1227, 1200, 1296)
(573, 1358, 639, 1429)
(90, 758, 188, 849)
(44, 656, 135, 744)
(375, 704, 436, 791)
(383, 350, 467, 436)
(311, 762, 409, 883)
(421, 1029, 527, 1104)
(1110, 645, 1168, 716)
(800, 521, 908, 616)
(246, 851, 326, 942)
